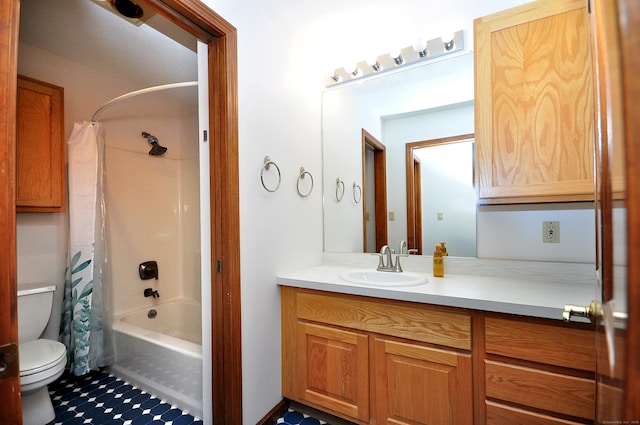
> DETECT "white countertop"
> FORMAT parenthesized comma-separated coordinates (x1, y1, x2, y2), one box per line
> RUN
(277, 259, 597, 321)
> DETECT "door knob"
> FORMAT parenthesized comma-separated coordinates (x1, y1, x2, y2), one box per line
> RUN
(563, 300, 603, 323)
(0, 344, 18, 379)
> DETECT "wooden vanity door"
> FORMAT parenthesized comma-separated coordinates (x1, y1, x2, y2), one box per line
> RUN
(374, 338, 473, 425)
(297, 322, 370, 422)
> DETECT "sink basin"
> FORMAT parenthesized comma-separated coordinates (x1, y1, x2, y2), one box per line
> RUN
(339, 269, 428, 287)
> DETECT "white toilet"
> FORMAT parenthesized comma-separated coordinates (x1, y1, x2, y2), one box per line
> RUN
(18, 283, 67, 425)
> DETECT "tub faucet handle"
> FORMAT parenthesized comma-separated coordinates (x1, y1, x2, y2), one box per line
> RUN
(144, 288, 160, 298)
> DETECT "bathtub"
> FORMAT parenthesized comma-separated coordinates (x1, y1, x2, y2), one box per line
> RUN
(109, 299, 203, 418)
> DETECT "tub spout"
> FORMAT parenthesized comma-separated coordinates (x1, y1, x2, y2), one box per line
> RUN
(144, 288, 160, 298)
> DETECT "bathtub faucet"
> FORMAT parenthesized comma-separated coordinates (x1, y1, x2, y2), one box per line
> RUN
(144, 288, 160, 298)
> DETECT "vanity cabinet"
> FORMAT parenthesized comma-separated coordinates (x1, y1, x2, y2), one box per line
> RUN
(16, 75, 66, 212)
(281, 287, 473, 425)
(474, 0, 595, 203)
(481, 315, 595, 424)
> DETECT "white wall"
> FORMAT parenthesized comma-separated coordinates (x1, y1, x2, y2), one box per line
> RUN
(205, 0, 538, 423)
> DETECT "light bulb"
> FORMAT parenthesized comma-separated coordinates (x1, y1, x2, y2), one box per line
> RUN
(389, 49, 404, 65)
(343, 63, 359, 77)
(441, 32, 455, 51)
(366, 57, 381, 72)
(326, 70, 340, 83)
(413, 37, 428, 57)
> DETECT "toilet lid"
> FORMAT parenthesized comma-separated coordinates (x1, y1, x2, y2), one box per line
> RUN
(19, 339, 66, 376)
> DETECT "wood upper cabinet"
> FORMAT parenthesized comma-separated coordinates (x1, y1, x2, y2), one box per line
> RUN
(474, 0, 595, 203)
(16, 75, 65, 212)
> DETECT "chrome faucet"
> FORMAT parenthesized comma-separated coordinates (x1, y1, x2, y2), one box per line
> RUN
(377, 245, 393, 271)
(377, 242, 409, 272)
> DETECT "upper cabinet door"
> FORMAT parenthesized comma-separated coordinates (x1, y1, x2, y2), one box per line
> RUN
(474, 0, 594, 204)
(16, 75, 65, 212)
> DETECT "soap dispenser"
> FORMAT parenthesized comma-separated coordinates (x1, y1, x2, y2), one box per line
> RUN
(433, 245, 444, 277)
(440, 241, 448, 256)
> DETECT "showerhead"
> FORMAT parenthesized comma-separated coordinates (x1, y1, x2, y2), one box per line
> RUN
(141, 132, 167, 156)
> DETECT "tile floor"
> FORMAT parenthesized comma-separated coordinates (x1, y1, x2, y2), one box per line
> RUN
(45, 370, 326, 425)
(275, 409, 328, 425)
(46, 371, 202, 424)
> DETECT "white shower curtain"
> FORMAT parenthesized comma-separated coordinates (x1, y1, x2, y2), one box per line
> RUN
(60, 121, 113, 375)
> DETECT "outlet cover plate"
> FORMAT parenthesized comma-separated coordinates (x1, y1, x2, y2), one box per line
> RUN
(542, 221, 560, 243)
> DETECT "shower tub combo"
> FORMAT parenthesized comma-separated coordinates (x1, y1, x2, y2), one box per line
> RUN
(109, 299, 203, 418)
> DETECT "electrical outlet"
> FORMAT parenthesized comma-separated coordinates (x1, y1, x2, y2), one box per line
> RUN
(542, 221, 560, 243)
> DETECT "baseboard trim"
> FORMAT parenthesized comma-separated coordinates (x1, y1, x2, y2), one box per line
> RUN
(256, 399, 289, 425)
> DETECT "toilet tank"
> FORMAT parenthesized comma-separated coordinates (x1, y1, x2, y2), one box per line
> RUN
(17, 283, 56, 343)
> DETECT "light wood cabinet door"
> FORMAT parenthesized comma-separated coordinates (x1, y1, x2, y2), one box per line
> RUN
(16, 75, 65, 212)
(297, 322, 370, 422)
(374, 337, 473, 425)
(474, 0, 594, 203)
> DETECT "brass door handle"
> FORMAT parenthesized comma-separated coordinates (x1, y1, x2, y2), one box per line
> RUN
(562, 300, 603, 323)
(0, 344, 18, 379)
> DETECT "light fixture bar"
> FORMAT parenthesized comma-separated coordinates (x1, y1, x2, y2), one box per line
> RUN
(325, 30, 464, 87)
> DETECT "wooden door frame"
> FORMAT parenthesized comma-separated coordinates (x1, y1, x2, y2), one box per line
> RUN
(0, 0, 242, 423)
(411, 156, 423, 254)
(0, 0, 20, 422)
(619, 0, 640, 418)
(405, 133, 474, 255)
(361, 129, 387, 253)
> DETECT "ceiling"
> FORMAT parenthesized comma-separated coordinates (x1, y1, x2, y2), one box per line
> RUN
(19, 0, 198, 91)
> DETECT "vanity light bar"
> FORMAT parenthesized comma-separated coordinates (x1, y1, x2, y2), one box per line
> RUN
(325, 30, 465, 87)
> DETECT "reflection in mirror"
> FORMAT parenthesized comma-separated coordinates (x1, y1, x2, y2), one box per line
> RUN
(406, 135, 476, 257)
(362, 129, 387, 253)
(322, 53, 476, 255)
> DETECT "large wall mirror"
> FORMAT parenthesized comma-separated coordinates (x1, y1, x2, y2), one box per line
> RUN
(322, 52, 477, 256)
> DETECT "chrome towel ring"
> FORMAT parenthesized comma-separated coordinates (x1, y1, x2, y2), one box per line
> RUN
(297, 167, 314, 197)
(336, 178, 345, 201)
(353, 182, 362, 204)
(260, 156, 281, 192)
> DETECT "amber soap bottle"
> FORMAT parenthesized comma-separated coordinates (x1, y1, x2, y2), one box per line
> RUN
(433, 245, 444, 277)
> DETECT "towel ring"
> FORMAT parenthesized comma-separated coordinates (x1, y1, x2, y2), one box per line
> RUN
(260, 156, 281, 192)
(336, 178, 345, 201)
(296, 167, 314, 197)
(353, 182, 362, 204)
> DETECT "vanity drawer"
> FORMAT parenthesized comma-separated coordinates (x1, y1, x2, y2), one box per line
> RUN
(296, 291, 471, 350)
(484, 317, 595, 371)
(485, 360, 595, 419)
(486, 400, 586, 425)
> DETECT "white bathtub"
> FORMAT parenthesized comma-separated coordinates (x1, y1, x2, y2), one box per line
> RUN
(109, 299, 203, 418)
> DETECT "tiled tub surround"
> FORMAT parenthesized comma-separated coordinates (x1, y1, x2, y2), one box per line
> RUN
(109, 300, 203, 419)
(278, 253, 601, 321)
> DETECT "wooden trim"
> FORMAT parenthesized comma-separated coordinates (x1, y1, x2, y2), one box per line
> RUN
(619, 0, 640, 419)
(143, 3, 241, 421)
(412, 157, 423, 254)
(361, 129, 388, 252)
(0, 0, 21, 422)
(405, 133, 474, 253)
(256, 399, 289, 425)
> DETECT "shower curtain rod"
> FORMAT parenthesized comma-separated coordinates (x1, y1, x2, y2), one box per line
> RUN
(90, 81, 199, 122)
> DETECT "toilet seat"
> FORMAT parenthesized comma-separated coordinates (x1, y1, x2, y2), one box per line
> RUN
(20, 340, 66, 391)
